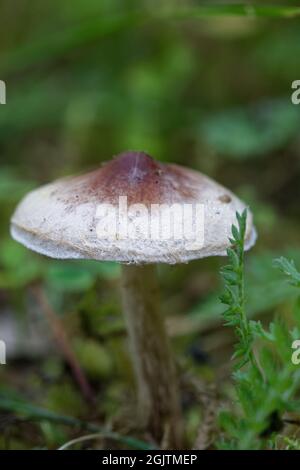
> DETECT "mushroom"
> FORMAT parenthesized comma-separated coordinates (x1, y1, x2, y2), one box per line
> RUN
(10, 151, 256, 448)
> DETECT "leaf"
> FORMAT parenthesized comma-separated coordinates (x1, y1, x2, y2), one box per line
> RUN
(274, 257, 300, 287)
(218, 411, 238, 436)
(2, 7, 300, 75)
(169, 5, 300, 20)
(46, 263, 95, 293)
(200, 99, 300, 159)
(189, 249, 300, 327)
(73, 338, 112, 379)
(0, 169, 36, 202)
(0, 239, 43, 288)
(227, 248, 240, 270)
(0, 12, 143, 75)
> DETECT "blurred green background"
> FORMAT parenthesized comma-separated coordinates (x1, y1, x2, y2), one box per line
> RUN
(0, 0, 300, 449)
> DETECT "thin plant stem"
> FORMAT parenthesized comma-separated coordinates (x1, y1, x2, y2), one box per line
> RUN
(31, 284, 95, 404)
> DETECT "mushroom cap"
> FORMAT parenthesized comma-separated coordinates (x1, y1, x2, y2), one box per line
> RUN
(11, 151, 256, 264)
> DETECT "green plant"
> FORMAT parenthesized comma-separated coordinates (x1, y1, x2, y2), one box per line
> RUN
(219, 211, 300, 449)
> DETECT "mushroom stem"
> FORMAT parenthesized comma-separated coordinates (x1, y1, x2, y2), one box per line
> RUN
(120, 264, 183, 448)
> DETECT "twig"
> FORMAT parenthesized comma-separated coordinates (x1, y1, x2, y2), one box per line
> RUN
(31, 284, 95, 404)
(58, 433, 105, 450)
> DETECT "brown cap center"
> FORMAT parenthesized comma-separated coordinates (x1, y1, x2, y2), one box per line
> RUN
(55, 151, 198, 207)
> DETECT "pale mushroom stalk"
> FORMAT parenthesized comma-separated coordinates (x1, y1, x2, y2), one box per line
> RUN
(121, 263, 182, 447)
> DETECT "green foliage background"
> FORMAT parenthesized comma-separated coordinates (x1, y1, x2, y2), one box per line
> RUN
(0, 0, 300, 449)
